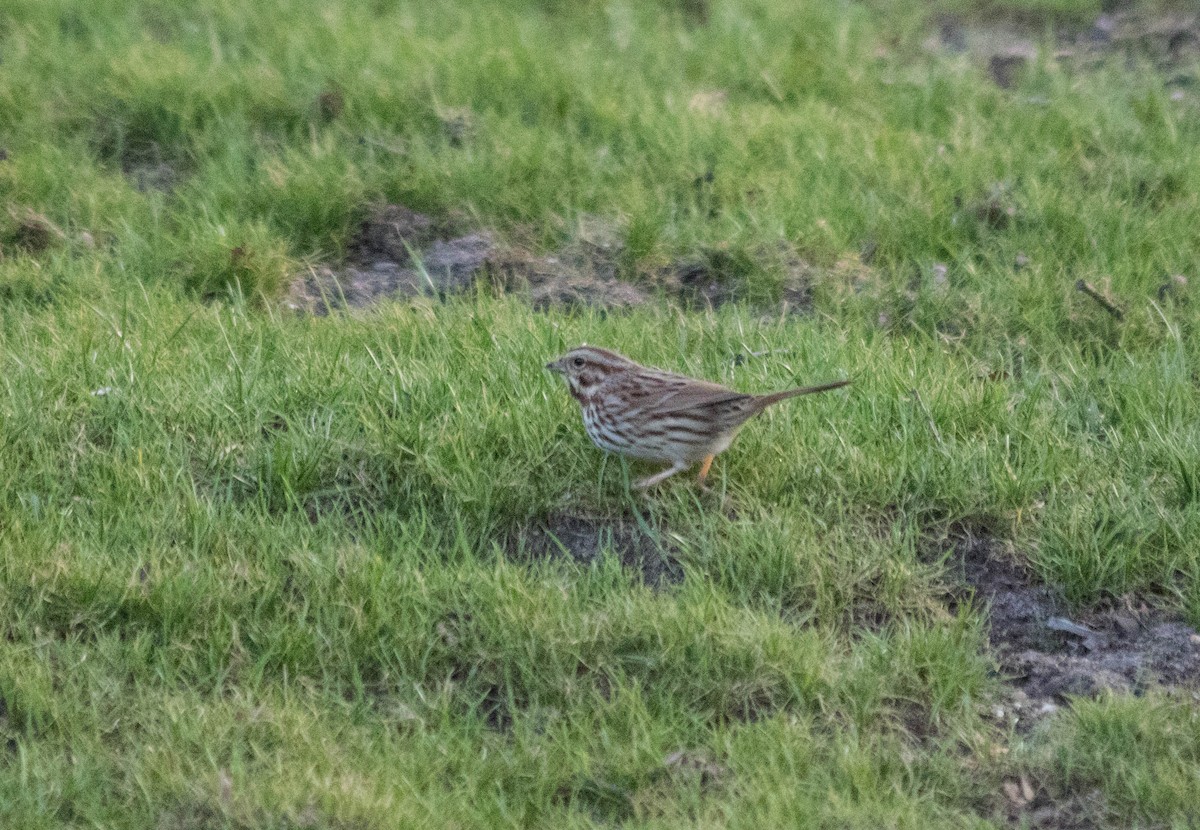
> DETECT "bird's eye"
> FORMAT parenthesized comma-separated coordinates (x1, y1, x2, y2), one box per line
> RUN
(573, 357, 585, 368)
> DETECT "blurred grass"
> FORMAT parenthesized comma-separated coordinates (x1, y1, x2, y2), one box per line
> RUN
(2, 0, 1200, 827)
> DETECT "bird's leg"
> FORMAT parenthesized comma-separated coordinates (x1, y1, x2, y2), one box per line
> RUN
(695, 454, 715, 487)
(633, 460, 689, 490)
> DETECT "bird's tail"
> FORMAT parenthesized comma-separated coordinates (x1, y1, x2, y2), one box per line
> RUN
(756, 378, 851, 408)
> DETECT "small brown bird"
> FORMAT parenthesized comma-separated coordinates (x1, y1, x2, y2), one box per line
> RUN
(546, 345, 850, 489)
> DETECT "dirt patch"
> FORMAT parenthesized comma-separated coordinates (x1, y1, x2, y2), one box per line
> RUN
(291, 202, 499, 311)
(490, 216, 653, 312)
(946, 532, 1200, 720)
(316, 86, 345, 123)
(945, 530, 1200, 826)
(288, 205, 649, 314)
(503, 512, 682, 588)
(996, 782, 1108, 830)
(292, 206, 483, 311)
(286, 204, 823, 315)
(3, 208, 68, 254)
(654, 243, 813, 310)
(349, 203, 447, 261)
(0, 694, 17, 756)
(925, 9, 1200, 86)
(1076, 10, 1200, 69)
(526, 273, 650, 311)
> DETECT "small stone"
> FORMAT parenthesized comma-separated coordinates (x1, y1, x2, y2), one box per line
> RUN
(1046, 616, 1096, 638)
(1112, 614, 1140, 638)
(1014, 252, 1031, 270)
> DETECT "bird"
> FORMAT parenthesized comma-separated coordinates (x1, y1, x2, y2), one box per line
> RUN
(546, 345, 850, 489)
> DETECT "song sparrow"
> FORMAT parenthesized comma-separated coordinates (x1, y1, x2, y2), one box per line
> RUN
(546, 345, 850, 488)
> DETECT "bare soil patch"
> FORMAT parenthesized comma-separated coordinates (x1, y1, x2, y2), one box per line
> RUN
(491, 216, 653, 312)
(924, 8, 1200, 91)
(287, 204, 648, 314)
(655, 243, 813, 310)
(503, 512, 683, 588)
(996, 783, 1108, 830)
(943, 531, 1200, 827)
(285, 204, 817, 315)
(946, 531, 1200, 721)
(292, 212, 500, 312)
(1072, 9, 1200, 68)
(3, 208, 68, 254)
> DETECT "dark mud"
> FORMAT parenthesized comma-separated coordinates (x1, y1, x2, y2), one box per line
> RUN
(943, 531, 1200, 827)
(925, 8, 1200, 91)
(947, 532, 1200, 722)
(656, 244, 813, 310)
(4, 208, 67, 254)
(285, 204, 815, 315)
(287, 204, 645, 314)
(996, 781, 1108, 830)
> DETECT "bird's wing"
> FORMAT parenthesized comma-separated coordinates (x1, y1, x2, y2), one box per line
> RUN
(642, 379, 755, 417)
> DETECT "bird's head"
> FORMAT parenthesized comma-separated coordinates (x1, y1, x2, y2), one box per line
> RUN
(546, 345, 637, 399)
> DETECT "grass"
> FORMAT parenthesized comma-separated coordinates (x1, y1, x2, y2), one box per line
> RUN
(2, 0, 1200, 827)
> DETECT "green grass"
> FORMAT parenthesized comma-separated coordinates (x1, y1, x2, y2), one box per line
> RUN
(2, 0, 1200, 827)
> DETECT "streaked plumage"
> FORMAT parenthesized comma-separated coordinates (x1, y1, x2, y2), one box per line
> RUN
(546, 345, 850, 488)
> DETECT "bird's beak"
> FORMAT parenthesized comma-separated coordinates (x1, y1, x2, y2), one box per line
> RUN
(545, 359, 562, 373)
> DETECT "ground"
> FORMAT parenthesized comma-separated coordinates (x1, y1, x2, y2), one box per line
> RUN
(2, 0, 1200, 828)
